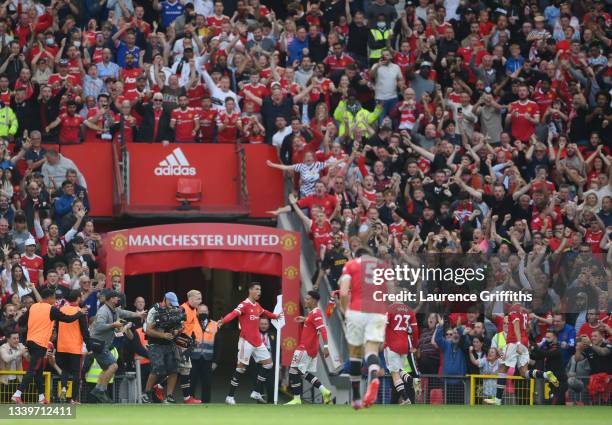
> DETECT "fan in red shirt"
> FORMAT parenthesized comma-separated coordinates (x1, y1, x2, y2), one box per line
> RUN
(0, 76, 11, 105)
(323, 43, 355, 73)
(583, 220, 604, 254)
(239, 73, 268, 113)
(48, 60, 79, 96)
(170, 96, 200, 143)
(129, 6, 151, 38)
(531, 77, 557, 115)
(196, 97, 217, 143)
(83, 94, 117, 142)
(339, 250, 390, 409)
(207, 2, 230, 36)
(218, 282, 281, 405)
(506, 84, 540, 142)
(296, 181, 338, 218)
(45, 101, 83, 144)
(20, 238, 44, 287)
(393, 41, 416, 76)
(285, 291, 332, 405)
(215, 98, 242, 143)
(578, 309, 604, 340)
(384, 299, 421, 404)
(120, 53, 143, 92)
(486, 304, 559, 405)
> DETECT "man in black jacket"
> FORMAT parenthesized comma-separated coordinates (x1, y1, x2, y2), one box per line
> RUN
(38, 85, 67, 143)
(134, 93, 173, 143)
(530, 330, 567, 405)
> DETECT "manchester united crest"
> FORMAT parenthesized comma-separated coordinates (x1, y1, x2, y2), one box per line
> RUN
(280, 233, 297, 251)
(109, 266, 123, 277)
(283, 301, 298, 316)
(110, 234, 128, 251)
(283, 266, 298, 280)
(281, 336, 297, 351)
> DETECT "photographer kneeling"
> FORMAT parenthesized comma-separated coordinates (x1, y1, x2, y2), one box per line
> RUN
(142, 292, 183, 403)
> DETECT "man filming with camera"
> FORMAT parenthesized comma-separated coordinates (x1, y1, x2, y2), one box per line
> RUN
(142, 292, 183, 404)
(88, 289, 146, 403)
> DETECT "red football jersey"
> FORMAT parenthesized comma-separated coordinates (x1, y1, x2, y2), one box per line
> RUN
(222, 298, 277, 346)
(310, 220, 332, 255)
(240, 83, 268, 112)
(171, 107, 198, 142)
(47, 73, 79, 95)
(297, 194, 337, 218)
(385, 303, 419, 354)
(20, 254, 44, 286)
(508, 100, 538, 142)
(197, 107, 217, 142)
(207, 15, 229, 35)
(58, 113, 84, 144)
(341, 256, 388, 314)
(296, 307, 328, 357)
(216, 110, 241, 143)
(507, 309, 529, 345)
(120, 67, 142, 92)
(323, 54, 355, 72)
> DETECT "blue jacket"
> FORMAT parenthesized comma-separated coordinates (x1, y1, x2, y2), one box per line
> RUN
(556, 324, 576, 366)
(287, 38, 308, 65)
(435, 325, 467, 382)
(54, 194, 76, 222)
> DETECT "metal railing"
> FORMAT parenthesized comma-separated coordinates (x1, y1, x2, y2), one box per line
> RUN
(0, 371, 51, 403)
(235, 140, 250, 211)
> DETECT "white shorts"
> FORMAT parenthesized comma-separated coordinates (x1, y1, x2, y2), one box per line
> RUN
(290, 349, 317, 374)
(503, 342, 529, 368)
(237, 337, 271, 364)
(384, 347, 407, 373)
(345, 310, 386, 347)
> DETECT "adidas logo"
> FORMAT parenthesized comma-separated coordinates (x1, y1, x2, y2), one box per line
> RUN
(154, 148, 197, 176)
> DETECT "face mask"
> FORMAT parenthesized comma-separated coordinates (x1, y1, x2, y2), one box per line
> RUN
(74, 41, 81, 48)
(377, 22, 386, 29)
(198, 313, 208, 321)
(46, 38, 54, 46)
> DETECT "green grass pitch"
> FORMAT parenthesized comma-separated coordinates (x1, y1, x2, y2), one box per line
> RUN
(9, 405, 612, 425)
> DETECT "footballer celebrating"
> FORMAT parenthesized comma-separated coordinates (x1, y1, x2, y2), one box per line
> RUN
(338, 248, 391, 410)
(285, 290, 333, 405)
(385, 292, 421, 404)
(219, 282, 282, 405)
(485, 304, 559, 405)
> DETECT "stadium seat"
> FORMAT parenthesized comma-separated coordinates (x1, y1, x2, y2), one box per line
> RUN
(176, 178, 202, 210)
(430, 389, 443, 405)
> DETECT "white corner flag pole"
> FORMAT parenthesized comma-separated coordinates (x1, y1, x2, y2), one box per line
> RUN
(271, 294, 285, 405)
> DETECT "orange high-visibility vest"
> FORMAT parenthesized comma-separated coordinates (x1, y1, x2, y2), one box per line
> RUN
(134, 327, 150, 365)
(181, 302, 203, 342)
(57, 304, 83, 355)
(27, 302, 54, 348)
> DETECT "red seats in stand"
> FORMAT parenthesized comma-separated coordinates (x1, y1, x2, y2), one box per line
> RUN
(430, 388, 443, 404)
(176, 177, 202, 210)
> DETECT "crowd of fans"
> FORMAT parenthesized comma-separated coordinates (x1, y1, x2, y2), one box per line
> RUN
(0, 0, 610, 406)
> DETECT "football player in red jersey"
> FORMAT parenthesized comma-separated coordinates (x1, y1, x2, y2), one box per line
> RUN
(485, 304, 559, 405)
(218, 282, 283, 405)
(285, 291, 333, 405)
(339, 248, 390, 409)
(384, 293, 421, 404)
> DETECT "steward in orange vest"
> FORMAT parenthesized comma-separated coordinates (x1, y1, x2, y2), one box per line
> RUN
(178, 290, 203, 404)
(56, 290, 92, 403)
(190, 304, 219, 403)
(11, 287, 84, 404)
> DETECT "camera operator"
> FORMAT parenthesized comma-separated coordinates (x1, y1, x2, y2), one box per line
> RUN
(88, 289, 146, 403)
(142, 292, 182, 404)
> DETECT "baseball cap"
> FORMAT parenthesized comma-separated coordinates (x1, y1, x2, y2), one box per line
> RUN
(59, 59, 69, 66)
(420, 61, 432, 68)
(25, 237, 36, 246)
(164, 291, 179, 306)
